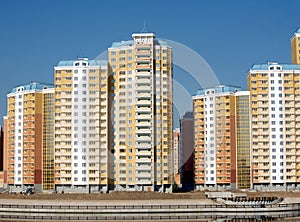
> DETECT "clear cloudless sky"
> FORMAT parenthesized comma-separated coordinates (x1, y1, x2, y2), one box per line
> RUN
(0, 0, 300, 126)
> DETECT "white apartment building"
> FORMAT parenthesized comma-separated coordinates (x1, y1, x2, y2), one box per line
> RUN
(248, 62, 300, 190)
(54, 58, 109, 193)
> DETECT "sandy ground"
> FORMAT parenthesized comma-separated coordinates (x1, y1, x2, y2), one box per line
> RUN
(1, 190, 300, 201)
(0, 191, 206, 201)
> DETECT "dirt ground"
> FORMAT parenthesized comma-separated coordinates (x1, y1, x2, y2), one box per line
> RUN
(1, 190, 300, 200)
(0, 191, 206, 200)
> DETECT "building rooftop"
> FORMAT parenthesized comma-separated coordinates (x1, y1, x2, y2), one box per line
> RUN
(56, 59, 107, 67)
(195, 85, 241, 96)
(250, 63, 300, 71)
(182, 112, 193, 119)
(11, 82, 54, 93)
(132, 33, 156, 38)
(110, 36, 170, 48)
(111, 40, 134, 48)
(295, 27, 300, 34)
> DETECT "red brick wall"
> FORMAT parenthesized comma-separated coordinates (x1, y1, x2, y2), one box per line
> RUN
(3, 118, 7, 184)
(34, 114, 43, 184)
(230, 115, 236, 184)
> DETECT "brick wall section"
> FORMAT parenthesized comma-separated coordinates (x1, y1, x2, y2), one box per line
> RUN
(34, 113, 43, 185)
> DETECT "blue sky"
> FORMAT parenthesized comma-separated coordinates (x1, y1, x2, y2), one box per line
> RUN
(0, 0, 299, 126)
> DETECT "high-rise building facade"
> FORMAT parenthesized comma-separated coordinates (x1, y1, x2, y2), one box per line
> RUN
(42, 87, 55, 190)
(4, 82, 54, 191)
(54, 58, 109, 193)
(179, 112, 194, 190)
(291, 28, 300, 65)
(193, 85, 251, 190)
(173, 128, 180, 185)
(248, 62, 300, 190)
(3, 117, 7, 189)
(0, 126, 3, 189)
(0, 126, 3, 172)
(108, 33, 173, 192)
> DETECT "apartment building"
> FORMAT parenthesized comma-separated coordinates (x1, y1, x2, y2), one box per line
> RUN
(0, 126, 3, 189)
(179, 112, 194, 190)
(4, 82, 54, 191)
(248, 62, 300, 190)
(108, 33, 173, 192)
(291, 28, 300, 65)
(173, 128, 180, 185)
(54, 58, 109, 193)
(0, 126, 3, 171)
(193, 85, 251, 190)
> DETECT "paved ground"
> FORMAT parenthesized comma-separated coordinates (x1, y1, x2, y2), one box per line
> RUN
(0, 198, 216, 206)
(1, 191, 300, 222)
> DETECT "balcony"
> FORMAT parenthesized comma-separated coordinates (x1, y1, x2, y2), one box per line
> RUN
(136, 83, 151, 90)
(136, 105, 151, 113)
(136, 161, 152, 168)
(135, 99, 151, 106)
(136, 151, 152, 156)
(136, 77, 151, 84)
(137, 113, 152, 121)
(136, 63, 152, 69)
(136, 120, 151, 126)
(136, 135, 151, 142)
(136, 57, 151, 63)
(136, 43, 151, 48)
(136, 142, 151, 149)
(136, 128, 151, 135)
(136, 172, 152, 178)
(136, 164, 151, 171)
(136, 93, 151, 99)
(135, 50, 151, 56)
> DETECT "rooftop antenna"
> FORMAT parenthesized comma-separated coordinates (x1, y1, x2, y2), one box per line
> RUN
(141, 20, 147, 33)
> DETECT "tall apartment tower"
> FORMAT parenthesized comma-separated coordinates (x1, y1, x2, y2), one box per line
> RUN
(4, 82, 54, 191)
(193, 85, 251, 190)
(291, 28, 300, 65)
(248, 62, 300, 190)
(108, 33, 173, 192)
(179, 112, 194, 191)
(54, 58, 108, 193)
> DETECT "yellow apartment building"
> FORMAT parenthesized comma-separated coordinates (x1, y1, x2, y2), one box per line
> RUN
(248, 62, 300, 190)
(108, 33, 173, 192)
(4, 82, 54, 192)
(193, 85, 251, 190)
(291, 28, 300, 65)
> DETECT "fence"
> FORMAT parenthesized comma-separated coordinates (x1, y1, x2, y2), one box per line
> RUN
(0, 203, 299, 221)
